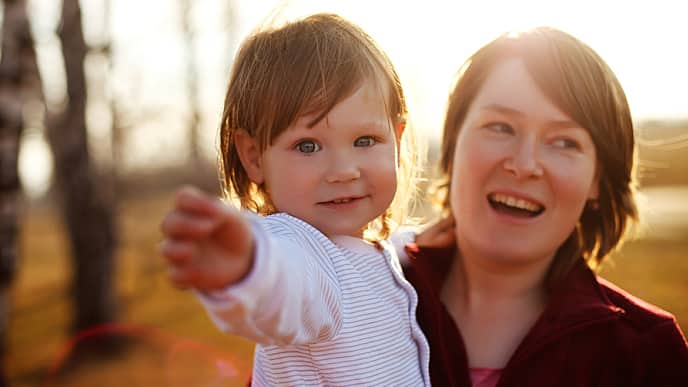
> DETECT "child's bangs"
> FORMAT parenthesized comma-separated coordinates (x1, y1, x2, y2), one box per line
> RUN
(298, 53, 393, 130)
(300, 65, 366, 129)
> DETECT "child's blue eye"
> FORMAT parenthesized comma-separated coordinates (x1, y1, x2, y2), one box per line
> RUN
(296, 140, 321, 153)
(354, 136, 377, 147)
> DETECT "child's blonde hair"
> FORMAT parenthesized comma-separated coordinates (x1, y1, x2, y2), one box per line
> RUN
(219, 13, 418, 240)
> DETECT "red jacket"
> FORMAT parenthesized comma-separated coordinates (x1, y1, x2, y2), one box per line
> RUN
(403, 245, 688, 387)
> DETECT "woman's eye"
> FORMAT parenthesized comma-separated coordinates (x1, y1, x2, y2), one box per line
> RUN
(485, 123, 514, 134)
(354, 136, 377, 147)
(295, 140, 321, 153)
(552, 138, 581, 150)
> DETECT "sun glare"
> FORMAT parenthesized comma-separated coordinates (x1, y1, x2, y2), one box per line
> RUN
(17, 0, 688, 197)
(236, 0, 687, 138)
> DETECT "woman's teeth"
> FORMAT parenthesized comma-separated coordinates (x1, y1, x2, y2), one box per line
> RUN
(489, 193, 543, 214)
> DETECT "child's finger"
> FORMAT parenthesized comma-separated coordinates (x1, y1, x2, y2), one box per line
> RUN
(416, 215, 456, 248)
(160, 239, 197, 265)
(175, 186, 224, 217)
(434, 230, 456, 247)
(160, 211, 216, 239)
(434, 216, 455, 232)
(433, 217, 456, 246)
(427, 217, 455, 238)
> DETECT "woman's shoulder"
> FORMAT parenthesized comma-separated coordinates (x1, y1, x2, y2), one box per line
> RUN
(596, 277, 688, 381)
(597, 277, 688, 353)
(596, 276, 678, 331)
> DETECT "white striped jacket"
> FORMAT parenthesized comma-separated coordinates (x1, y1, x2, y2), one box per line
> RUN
(199, 213, 430, 386)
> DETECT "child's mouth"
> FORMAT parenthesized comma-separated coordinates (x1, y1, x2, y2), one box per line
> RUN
(318, 196, 365, 206)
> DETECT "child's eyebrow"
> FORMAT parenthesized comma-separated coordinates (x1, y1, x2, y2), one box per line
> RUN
(356, 121, 391, 132)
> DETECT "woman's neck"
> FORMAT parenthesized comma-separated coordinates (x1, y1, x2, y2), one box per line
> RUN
(442, 238, 552, 310)
(440, 238, 554, 368)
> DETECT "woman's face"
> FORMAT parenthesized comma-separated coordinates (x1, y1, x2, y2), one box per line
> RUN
(450, 58, 599, 264)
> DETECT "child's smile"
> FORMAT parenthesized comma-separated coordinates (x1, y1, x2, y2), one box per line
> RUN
(254, 81, 400, 237)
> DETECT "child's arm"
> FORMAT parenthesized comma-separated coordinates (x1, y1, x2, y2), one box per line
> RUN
(388, 227, 417, 265)
(160, 186, 342, 346)
(391, 217, 456, 265)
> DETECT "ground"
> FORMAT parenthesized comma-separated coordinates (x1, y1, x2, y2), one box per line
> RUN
(7, 189, 688, 387)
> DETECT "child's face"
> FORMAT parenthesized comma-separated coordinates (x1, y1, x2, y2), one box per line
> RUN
(257, 82, 399, 237)
(450, 58, 599, 264)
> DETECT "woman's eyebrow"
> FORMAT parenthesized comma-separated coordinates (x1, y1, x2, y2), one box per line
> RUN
(481, 103, 524, 117)
(482, 103, 581, 129)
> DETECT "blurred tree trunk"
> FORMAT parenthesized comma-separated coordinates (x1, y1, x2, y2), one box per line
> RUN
(46, 0, 118, 336)
(181, 0, 201, 169)
(103, 0, 125, 196)
(92, 0, 122, 199)
(0, 0, 41, 383)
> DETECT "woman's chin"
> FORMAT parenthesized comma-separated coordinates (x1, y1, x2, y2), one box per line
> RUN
(468, 239, 557, 268)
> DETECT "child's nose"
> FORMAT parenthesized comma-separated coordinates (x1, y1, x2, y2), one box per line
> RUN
(325, 152, 361, 183)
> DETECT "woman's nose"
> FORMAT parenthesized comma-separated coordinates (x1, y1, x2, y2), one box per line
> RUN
(503, 136, 544, 179)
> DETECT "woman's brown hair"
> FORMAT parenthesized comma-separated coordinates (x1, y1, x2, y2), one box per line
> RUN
(437, 27, 638, 282)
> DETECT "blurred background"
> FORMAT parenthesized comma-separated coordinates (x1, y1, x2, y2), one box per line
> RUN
(2, 0, 686, 386)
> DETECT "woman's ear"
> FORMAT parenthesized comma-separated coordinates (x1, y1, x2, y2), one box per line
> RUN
(587, 181, 599, 201)
(588, 168, 600, 200)
(234, 129, 264, 184)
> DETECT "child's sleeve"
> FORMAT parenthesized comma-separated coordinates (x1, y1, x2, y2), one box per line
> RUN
(195, 213, 343, 346)
(388, 226, 417, 266)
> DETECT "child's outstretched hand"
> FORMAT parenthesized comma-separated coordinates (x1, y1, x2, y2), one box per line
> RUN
(160, 186, 255, 291)
(415, 216, 456, 248)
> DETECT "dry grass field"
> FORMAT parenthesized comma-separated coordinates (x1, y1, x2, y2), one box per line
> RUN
(9, 192, 255, 387)
(7, 186, 687, 387)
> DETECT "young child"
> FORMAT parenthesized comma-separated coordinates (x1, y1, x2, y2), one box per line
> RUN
(159, 13, 430, 386)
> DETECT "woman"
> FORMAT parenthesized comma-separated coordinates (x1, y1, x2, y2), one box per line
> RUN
(405, 27, 688, 386)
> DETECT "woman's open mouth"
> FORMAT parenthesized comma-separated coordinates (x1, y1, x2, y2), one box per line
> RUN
(487, 193, 545, 218)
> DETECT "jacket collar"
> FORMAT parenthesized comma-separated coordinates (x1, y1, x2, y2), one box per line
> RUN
(406, 244, 625, 363)
(406, 244, 624, 315)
